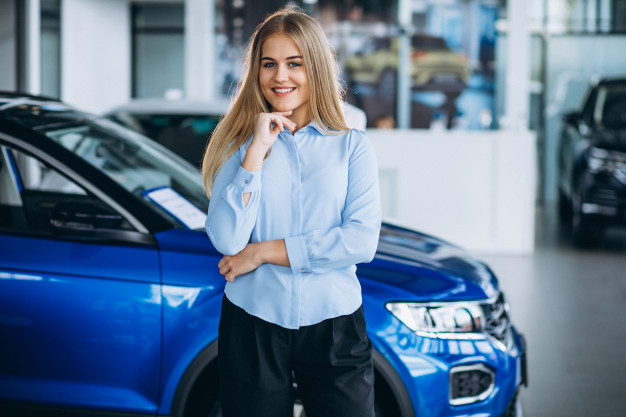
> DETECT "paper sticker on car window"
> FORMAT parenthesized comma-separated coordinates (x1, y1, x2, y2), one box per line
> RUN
(144, 187, 206, 229)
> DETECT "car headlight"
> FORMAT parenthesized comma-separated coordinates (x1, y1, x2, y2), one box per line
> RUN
(386, 301, 485, 339)
(588, 147, 626, 175)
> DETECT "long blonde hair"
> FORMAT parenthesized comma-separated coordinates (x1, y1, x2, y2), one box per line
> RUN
(202, 7, 349, 197)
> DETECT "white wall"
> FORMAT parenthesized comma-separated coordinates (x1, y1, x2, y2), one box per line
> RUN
(61, 0, 131, 113)
(369, 129, 537, 254)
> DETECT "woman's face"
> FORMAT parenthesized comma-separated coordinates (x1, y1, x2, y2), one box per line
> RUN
(259, 33, 310, 127)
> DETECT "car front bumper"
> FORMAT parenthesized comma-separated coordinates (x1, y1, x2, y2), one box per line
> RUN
(580, 170, 626, 223)
(372, 322, 527, 417)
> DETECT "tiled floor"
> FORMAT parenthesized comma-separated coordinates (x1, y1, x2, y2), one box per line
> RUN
(479, 206, 626, 417)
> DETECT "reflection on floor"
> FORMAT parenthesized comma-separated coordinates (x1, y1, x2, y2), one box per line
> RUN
(479, 205, 626, 417)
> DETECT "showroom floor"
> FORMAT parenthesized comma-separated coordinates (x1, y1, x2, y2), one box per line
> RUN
(479, 206, 626, 417)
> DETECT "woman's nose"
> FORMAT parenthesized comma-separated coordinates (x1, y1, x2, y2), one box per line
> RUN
(274, 64, 289, 82)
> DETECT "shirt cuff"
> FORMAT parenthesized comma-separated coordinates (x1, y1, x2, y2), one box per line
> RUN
(234, 165, 261, 193)
(284, 236, 312, 274)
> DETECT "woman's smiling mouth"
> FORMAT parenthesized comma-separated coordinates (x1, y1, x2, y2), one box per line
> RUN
(272, 87, 296, 95)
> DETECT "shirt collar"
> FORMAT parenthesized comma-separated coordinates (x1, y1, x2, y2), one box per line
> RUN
(278, 119, 334, 137)
(303, 119, 331, 135)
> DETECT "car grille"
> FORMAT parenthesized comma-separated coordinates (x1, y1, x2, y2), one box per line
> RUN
(481, 292, 512, 347)
(585, 178, 626, 207)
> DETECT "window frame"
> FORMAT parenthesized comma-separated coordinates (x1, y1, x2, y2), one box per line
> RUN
(0, 130, 156, 246)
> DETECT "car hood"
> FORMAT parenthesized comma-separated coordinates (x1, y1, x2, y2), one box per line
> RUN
(156, 223, 500, 301)
(357, 223, 499, 301)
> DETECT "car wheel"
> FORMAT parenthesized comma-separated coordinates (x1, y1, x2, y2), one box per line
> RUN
(571, 191, 602, 248)
(377, 68, 397, 102)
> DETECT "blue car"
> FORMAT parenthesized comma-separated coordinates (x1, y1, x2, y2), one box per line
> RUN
(0, 92, 526, 417)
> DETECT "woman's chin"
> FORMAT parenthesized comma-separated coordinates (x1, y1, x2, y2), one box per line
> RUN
(270, 105, 292, 113)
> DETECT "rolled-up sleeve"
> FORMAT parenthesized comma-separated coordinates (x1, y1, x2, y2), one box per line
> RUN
(285, 132, 381, 274)
(205, 146, 262, 255)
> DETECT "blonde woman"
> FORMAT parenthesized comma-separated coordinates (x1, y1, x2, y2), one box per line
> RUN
(202, 8, 381, 417)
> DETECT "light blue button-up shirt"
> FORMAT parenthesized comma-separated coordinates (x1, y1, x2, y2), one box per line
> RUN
(205, 121, 381, 329)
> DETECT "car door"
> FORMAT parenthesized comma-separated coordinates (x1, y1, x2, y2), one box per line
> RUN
(0, 143, 162, 414)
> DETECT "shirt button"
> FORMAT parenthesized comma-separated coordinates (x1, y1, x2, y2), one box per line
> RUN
(244, 180, 249, 184)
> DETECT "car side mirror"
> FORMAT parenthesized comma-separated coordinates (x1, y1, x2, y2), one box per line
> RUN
(50, 199, 124, 236)
(561, 111, 581, 126)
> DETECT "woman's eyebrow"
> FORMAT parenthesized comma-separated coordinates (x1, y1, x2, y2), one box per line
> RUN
(261, 56, 302, 61)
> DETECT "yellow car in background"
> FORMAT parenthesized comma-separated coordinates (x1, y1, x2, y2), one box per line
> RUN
(345, 34, 471, 96)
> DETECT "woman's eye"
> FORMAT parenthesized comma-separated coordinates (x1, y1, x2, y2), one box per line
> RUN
(288, 62, 302, 67)
(263, 62, 276, 68)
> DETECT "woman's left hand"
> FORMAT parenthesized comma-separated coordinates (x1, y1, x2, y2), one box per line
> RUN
(218, 243, 262, 282)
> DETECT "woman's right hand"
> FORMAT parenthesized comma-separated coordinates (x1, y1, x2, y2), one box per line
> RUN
(242, 111, 296, 172)
(252, 111, 297, 150)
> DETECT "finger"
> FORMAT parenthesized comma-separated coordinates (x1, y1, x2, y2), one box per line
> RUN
(217, 256, 230, 268)
(277, 115, 297, 132)
(225, 273, 235, 282)
(271, 119, 284, 133)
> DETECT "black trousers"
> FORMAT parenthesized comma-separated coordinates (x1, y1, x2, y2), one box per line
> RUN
(218, 295, 375, 417)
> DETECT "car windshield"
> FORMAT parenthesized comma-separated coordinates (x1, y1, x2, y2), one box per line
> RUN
(108, 113, 221, 168)
(596, 84, 626, 129)
(412, 36, 449, 50)
(5, 102, 209, 225)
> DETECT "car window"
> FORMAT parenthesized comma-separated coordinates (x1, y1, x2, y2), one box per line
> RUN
(113, 113, 220, 168)
(12, 149, 86, 195)
(373, 38, 391, 50)
(597, 85, 626, 129)
(47, 122, 206, 210)
(412, 36, 449, 51)
(5, 102, 209, 227)
(581, 85, 597, 126)
(0, 147, 25, 229)
(134, 114, 220, 139)
(1, 146, 134, 234)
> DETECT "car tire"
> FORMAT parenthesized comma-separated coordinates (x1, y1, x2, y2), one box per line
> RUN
(571, 191, 602, 248)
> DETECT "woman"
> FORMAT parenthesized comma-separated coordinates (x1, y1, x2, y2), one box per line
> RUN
(202, 8, 381, 417)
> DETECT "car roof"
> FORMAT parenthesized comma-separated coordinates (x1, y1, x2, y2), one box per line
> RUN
(593, 76, 626, 86)
(105, 98, 232, 115)
(0, 91, 65, 111)
(0, 91, 59, 101)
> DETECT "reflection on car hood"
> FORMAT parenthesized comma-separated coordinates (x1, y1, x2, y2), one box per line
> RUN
(357, 223, 499, 301)
(160, 223, 499, 302)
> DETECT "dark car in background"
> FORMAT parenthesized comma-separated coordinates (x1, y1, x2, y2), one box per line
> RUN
(1, 92, 525, 417)
(105, 98, 230, 168)
(558, 76, 626, 246)
(344, 34, 471, 98)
